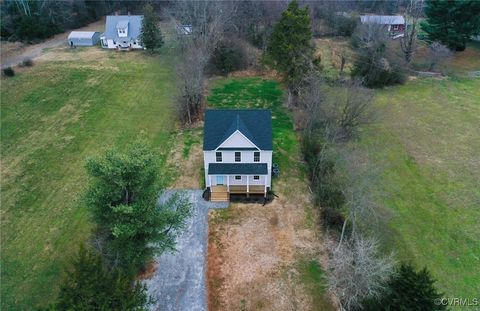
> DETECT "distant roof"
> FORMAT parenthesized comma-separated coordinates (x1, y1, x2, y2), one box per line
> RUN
(208, 163, 268, 175)
(203, 109, 273, 151)
(68, 31, 99, 39)
(104, 15, 143, 40)
(360, 15, 405, 25)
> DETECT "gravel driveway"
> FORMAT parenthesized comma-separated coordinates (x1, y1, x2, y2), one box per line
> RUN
(143, 190, 227, 311)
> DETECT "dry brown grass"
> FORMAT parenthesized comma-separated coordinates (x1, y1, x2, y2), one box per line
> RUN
(208, 176, 332, 311)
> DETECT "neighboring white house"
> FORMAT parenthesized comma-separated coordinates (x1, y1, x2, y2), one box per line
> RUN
(100, 15, 144, 50)
(203, 109, 273, 201)
(67, 31, 101, 46)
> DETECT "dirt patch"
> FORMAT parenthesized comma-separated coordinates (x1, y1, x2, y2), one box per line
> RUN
(208, 177, 330, 311)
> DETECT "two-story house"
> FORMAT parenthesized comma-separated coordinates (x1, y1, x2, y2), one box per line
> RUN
(203, 109, 272, 201)
(100, 15, 144, 50)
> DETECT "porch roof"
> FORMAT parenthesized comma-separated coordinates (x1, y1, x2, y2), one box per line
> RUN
(208, 163, 268, 175)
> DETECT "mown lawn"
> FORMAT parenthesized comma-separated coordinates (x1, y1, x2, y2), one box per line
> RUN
(353, 76, 480, 298)
(207, 77, 298, 175)
(1, 48, 176, 310)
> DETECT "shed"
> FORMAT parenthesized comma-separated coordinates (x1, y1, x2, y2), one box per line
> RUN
(67, 31, 101, 47)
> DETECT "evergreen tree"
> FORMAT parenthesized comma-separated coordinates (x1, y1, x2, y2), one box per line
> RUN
(266, 0, 314, 90)
(421, 0, 480, 51)
(55, 245, 149, 310)
(84, 140, 191, 270)
(140, 3, 164, 52)
(361, 263, 446, 311)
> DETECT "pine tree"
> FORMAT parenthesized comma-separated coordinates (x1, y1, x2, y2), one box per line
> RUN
(421, 0, 480, 51)
(140, 3, 164, 52)
(84, 140, 191, 270)
(361, 263, 446, 311)
(267, 0, 314, 90)
(55, 245, 149, 310)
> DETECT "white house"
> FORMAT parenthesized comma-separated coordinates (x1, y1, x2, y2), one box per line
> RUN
(100, 15, 144, 50)
(203, 109, 273, 201)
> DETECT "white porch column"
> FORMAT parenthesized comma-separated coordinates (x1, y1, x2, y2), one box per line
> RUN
(246, 175, 249, 193)
(264, 175, 267, 197)
(209, 175, 212, 187)
(227, 175, 230, 192)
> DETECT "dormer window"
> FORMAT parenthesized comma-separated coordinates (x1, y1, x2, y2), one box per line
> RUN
(116, 20, 129, 38)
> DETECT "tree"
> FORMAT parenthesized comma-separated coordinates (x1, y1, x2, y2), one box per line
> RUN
(351, 24, 407, 88)
(140, 3, 163, 52)
(400, 0, 422, 63)
(361, 263, 446, 311)
(267, 0, 314, 103)
(54, 245, 150, 310)
(171, 0, 236, 124)
(85, 140, 191, 270)
(421, 0, 480, 51)
(326, 236, 395, 311)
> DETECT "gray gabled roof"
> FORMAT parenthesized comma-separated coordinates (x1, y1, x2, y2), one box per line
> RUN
(203, 109, 272, 151)
(68, 31, 98, 39)
(360, 15, 405, 25)
(104, 15, 143, 41)
(208, 163, 268, 175)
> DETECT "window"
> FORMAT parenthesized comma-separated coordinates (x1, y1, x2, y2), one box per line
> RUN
(235, 176, 241, 180)
(253, 176, 260, 180)
(235, 152, 241, 162)
(216, 152, 222, 162)
(254, 152, 260, 162)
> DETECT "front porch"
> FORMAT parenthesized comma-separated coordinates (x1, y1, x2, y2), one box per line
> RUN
(210, 185, 269, 202)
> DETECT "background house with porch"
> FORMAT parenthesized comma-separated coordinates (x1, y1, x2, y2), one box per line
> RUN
(203, 109, 272, 202)
(101, 15, 144, 50)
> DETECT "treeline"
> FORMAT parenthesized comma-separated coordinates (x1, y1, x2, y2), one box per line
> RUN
(263, 2, 447, 310)
(0, 0, 145, 42)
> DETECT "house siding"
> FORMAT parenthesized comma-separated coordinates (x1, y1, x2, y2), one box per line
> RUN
(204, 150, 272, 188)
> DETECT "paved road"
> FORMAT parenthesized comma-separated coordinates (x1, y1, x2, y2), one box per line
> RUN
(144, 190, 228, 311)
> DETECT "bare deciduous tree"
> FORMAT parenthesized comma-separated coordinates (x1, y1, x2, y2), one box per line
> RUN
(170, 1, 236, 124)
(400, 0, 422, 63)
(326, 235, 395, 311)
(301, 74, 375, 142)
(427, 41, 453, 71)
(175, 46, 207, 124)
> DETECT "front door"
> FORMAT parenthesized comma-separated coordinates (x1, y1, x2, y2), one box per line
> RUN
(216, 176, 225, 185)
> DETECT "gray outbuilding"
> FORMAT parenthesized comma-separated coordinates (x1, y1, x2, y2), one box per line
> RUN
(67, 31, 101, 47)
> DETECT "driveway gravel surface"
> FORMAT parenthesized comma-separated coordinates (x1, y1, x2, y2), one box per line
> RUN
(143, 190, 227, 311)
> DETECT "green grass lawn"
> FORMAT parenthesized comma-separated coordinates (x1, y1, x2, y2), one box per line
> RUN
(207, 77, 298, 174)
(351, 77, 480, 298)
(1, 49, 176, 310)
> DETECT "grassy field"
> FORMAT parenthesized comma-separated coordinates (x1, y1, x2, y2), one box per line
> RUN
(1, 47, 176, 309)
(316, 38, 480, 298)
(346, 76, 480, 298)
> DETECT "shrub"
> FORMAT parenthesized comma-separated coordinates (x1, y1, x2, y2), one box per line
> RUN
(21, 58, 33, 67)
(208, 39, 248, 75)
(302, 136, 345, 210)
(2, 67, 15, 77)
(352, 47, 407, 88)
